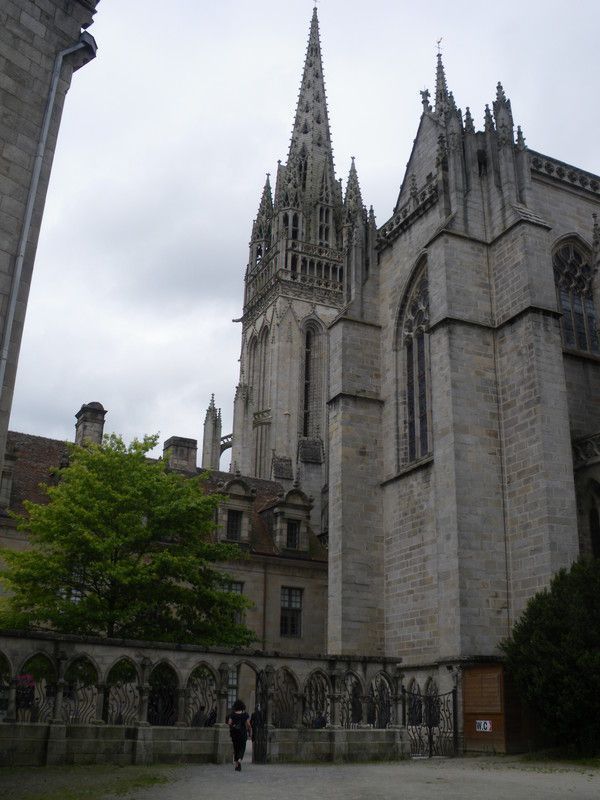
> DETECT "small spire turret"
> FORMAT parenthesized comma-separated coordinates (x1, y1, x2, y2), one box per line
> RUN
(464, 107, 475, 134)
(344, 157, 365, 222)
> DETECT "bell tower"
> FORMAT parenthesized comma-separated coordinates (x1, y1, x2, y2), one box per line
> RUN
(228, 7, 374, 534)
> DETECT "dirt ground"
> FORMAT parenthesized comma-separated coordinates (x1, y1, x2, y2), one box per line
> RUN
(2, 756, 599, 800)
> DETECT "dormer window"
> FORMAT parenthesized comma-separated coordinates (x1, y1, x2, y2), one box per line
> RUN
(286, 520, 300, 549)
(226, 509, 243, 542)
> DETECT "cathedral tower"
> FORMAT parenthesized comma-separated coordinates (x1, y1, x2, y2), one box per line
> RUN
(229, 8, 373, 534)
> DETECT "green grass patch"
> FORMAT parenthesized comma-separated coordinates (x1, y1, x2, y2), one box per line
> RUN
(0, 764, 175, 800)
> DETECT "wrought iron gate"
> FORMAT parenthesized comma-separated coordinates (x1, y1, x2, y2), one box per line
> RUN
(252, 670, 269, 763)
(403, 685, 458, 757)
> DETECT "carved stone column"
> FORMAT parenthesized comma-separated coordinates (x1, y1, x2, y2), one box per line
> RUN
(265, 665, 275, 727)
(328, 666, 342, 728)
(95, 683, 106, 724)
(392, 663, 404, 728)
(176, 687, 187, 727)
(51, 652, 67, 723)
(294, 691, 304, 728)
(137, 657, 152, 726)
(5, 678, 17, 723)
(217, 662, 230, 724)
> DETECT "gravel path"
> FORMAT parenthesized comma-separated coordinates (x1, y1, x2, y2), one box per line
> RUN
(103, 757, 600, 800)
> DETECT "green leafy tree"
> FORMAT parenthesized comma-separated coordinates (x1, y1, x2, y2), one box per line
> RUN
(501, 557, 600, 754)
(0, 434, 254, 646)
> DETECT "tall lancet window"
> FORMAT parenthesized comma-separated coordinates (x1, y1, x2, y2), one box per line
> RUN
(318, 206, 330, 246)
(400, 266, 431, 463)
(553, 241, 599, 353)
(301, 322, 324, 438)
(257, 327, 270, 410)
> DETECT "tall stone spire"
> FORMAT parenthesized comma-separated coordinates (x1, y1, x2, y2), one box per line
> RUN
(434, 52, 449, 114)
(285, 6, 337, 209)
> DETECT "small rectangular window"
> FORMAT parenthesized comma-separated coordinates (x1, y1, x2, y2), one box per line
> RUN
(226, 581, 244, 624)
(227, 665, 238, 709)
(226, 509, 243, 541)
(286, 520, 300, 549)
(280, 586, 302, 638)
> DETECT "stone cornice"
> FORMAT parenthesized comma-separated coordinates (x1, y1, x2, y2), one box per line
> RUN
(529, 150, 600, 197)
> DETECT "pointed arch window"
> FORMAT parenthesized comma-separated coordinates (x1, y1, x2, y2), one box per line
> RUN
(553, 241, 599, 353)
(318, 206, 330, 246)
(399, 267, 431, 463)
(301, 322, 324, 438)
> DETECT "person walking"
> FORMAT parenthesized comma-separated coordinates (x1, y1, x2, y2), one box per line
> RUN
(227, 699, 252, 771)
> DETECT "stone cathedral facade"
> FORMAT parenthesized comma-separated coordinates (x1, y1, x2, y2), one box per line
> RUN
(203, 7, 600, 708)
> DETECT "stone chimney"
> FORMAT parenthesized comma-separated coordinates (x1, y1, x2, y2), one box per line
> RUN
(163, 436, 198, 473)
(75, 402, 106, 446)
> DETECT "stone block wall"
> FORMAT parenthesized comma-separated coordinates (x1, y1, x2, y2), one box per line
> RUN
(328, 316, 384, 656)
(383, 464, 437, 663)
(495, 311, 579, 621)
(0, 0, 99, 465)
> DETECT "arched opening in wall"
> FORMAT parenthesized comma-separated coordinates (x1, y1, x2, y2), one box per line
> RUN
(105, 658, 139, 725)
(406, 680, 422, 726)
(397, 262, 431, 465)
(148, 662, 179, 726)
(62, 656, 98, 724)
(340, 672, 363, 728)
(0, 652, 9, 722)
(553, 239, 599, 353)
(302, 670, 330, 728)
(272, 667, 298, 728)
(367, 672, 393, 729)
(187, 664, 218, 726)
(17, 654, 56, 723)
(226, 661, 258, 716)
(423, 678, 440, 728)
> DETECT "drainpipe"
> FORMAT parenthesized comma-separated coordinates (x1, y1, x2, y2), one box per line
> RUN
(0, 32, 97, 400)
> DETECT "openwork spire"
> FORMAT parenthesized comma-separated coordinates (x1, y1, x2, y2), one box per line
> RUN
(251, 174, 273, 241)
(344, 157, 364, 221)
(285, 6, 336, 205)
(434, 53, 449, 114)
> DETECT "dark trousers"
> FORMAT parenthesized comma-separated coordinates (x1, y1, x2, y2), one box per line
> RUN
(231, 732, 247, 761)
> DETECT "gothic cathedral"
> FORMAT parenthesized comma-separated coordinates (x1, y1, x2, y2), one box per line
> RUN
(203, 6, 600, 712)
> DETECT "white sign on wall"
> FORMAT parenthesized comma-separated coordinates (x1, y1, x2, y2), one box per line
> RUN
(475, 720, 493, 732)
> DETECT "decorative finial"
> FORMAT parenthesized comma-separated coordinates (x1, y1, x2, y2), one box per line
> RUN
(496, 82, 506, 103)
(420, 88, 432, 112)
(484, 104, 494, 132)
(464, 106, 475, 134)
(436, 37, 443, 54)
(410, 173, 418, 198)
(516, 125, 526, 149)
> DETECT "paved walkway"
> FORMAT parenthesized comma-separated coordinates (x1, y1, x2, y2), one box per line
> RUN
(107, 757, 600, 800)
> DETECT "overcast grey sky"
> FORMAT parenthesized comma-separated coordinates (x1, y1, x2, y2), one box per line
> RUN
(10, 0, 600, 462)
